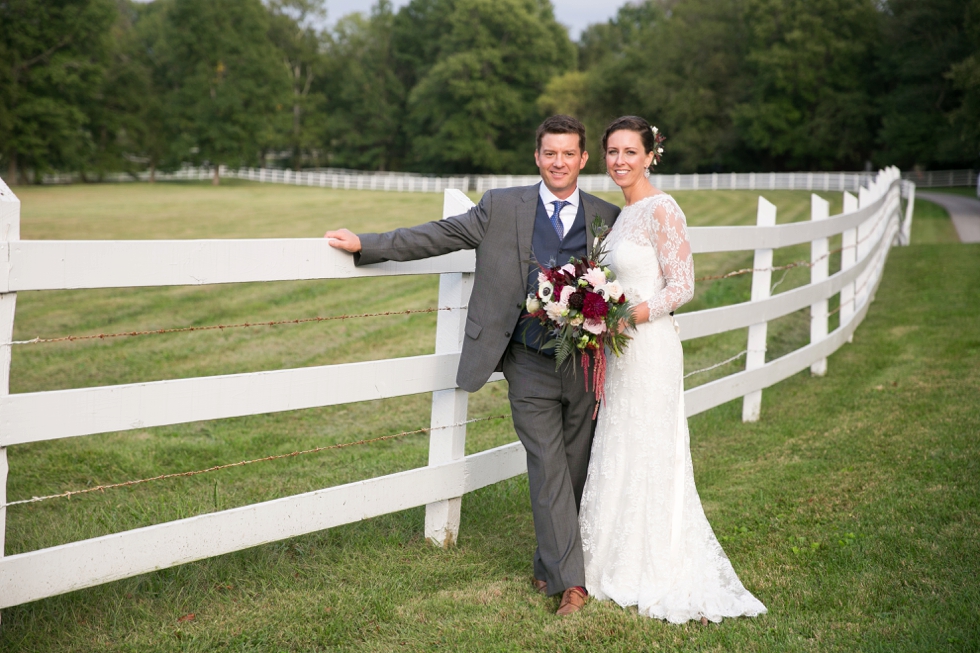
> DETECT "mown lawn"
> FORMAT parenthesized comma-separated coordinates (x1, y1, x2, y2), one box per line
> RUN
(1, 182, 975, 652)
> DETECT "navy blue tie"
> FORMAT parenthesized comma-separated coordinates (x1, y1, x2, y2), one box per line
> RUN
(550, 200, 569, 240)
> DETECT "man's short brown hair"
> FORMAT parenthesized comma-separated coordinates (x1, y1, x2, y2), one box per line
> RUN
(536, 115, 587, 153)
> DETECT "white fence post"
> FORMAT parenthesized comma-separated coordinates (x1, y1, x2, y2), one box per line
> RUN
(810, 194, 830, 376)
(840, 191, 859, 341)
(902, 178, 915, 246)
(856, 185, 874, 312)
(424, 189, 476, 547)
(742, 197, 776, 422)
(0, 176, 20, 623)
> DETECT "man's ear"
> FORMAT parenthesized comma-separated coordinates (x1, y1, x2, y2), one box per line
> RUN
(579, 150, 589, 170)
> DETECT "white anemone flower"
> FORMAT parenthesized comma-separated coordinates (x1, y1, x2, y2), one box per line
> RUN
(539, 280, 554, 303)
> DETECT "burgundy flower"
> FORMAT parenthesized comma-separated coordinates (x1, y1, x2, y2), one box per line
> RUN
(568, 291, 585, 311)
(582, 292, 609, 320)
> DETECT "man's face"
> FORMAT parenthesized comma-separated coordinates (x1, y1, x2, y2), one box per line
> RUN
(534, 133, 589, 199)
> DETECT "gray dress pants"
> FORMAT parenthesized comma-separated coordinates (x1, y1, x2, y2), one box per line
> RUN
(503, 344, 597, 596)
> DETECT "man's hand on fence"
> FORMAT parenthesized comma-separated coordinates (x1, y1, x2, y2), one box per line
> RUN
(324, 229, 362, 253)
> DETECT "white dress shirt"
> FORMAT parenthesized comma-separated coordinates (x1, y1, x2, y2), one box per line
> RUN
(538, 182, 581, 237)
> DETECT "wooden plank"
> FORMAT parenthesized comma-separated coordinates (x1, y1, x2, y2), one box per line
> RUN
(0, 440, 528, 610)
(684, 221, 895, 419)
(425, 189, 477, 547)
(810, 194, 831, 376)
(5, 240, 475, 292)
(0, 178, 19, 616)
(742, 197, 776, 422)
(686, 181, 898, 253)
(0, 353, 461, 446)
(675, 235, 875, 341)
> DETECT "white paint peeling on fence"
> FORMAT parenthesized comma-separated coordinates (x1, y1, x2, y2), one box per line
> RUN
(0, 167, 913, 613)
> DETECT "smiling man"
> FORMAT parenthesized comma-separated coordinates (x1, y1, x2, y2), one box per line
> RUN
(324, 115, 620, 615)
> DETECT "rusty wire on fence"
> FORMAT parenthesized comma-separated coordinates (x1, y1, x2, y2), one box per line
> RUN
(694, 209, 889, 283)
(4, 211, 894, 348)
(1, 414, 511, 509)
(4, 306, 464, 347)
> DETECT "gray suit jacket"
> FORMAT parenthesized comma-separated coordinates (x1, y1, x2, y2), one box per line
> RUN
(356, 183, 621, 392)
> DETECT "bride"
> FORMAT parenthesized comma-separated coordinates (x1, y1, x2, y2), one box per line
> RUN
(578, 116, 767, 623)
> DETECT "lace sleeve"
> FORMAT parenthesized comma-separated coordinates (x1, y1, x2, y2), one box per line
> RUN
(641, 196, 694, 321)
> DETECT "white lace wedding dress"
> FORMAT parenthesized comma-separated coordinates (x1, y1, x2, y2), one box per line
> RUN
(579, 193, 767, 623)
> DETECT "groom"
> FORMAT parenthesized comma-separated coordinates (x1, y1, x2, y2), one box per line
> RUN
(325, 115, 620, 615)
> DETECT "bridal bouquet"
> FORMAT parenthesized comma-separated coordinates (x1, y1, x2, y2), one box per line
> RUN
(524, 217, 634, 408)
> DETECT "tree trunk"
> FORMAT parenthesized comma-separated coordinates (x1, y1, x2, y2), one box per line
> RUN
(212, 165, 220, 186)
(149, 163, 156, 183)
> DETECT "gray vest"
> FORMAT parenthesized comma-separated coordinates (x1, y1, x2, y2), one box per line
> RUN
(513, 197, 588, 352)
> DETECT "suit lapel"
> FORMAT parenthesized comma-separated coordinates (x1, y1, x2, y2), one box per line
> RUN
(516, 184, 539, 281)
(581, 191, 618, 259)
(581, 192, 598, 258)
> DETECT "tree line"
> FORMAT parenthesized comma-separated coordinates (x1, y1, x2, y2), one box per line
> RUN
(1, 0, 977, 184)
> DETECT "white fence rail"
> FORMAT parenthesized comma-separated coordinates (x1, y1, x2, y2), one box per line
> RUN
(0, 168, 912, 612)
(40, 165, 973, 193)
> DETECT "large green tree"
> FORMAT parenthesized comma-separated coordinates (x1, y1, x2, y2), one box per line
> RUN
(0, 0, 116, 184)
(877, 0, 979, 169)
(322, 0, 406, 171)
(163, 0, 290, 183)
(267, 0, 329, 170)
(542, 0, 750, 173)
(732, 0, 879, 170)
(403, 0, 575, 173)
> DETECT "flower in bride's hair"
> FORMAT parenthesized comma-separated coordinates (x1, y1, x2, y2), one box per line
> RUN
(651, 126, 658, 134)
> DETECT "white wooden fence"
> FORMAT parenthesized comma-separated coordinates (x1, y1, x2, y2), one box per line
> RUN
(40, 164, 969, 193)
(0, 167, 913, 612)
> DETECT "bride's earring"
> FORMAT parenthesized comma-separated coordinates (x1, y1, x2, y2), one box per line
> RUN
(644, 167, 651, 178)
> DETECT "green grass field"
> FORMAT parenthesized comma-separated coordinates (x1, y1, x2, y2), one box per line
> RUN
(1, 182, 976, 652)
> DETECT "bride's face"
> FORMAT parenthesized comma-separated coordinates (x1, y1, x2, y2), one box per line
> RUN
(605, 130, 655, 188)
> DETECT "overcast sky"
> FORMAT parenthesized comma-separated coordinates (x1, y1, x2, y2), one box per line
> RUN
(323, 0, 631, 39)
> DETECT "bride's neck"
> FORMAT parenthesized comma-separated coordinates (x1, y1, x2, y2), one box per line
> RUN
(622, 177, 659, 206)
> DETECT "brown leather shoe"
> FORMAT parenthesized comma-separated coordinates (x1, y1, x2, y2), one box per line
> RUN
(556, 587, 587, 616)
(531, 577, 548, 595)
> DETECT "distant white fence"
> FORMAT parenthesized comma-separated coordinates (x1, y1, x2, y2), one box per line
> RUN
(0, 167, 913, 613)
(40, 165, 972, 193)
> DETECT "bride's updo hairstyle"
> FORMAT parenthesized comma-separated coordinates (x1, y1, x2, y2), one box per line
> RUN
(601, 115, 664, 169)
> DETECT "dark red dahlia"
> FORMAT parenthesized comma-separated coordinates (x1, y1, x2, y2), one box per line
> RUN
(582, 291, 609, 319)
(568, 291, 585, 310)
